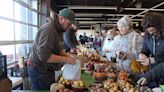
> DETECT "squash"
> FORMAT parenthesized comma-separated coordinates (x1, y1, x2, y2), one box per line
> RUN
(130, 59, 148, 74)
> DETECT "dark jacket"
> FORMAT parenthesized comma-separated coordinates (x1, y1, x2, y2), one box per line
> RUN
(140, 34, 164, 69)
(140, 34, 164, 87)
(64, 29, 78, 52)
(144, 63, 164, 83)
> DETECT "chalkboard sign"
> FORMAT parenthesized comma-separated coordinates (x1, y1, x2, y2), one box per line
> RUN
(0, 55, 7, 78)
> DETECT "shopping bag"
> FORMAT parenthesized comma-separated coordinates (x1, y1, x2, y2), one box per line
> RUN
(63, 59, 81, 80)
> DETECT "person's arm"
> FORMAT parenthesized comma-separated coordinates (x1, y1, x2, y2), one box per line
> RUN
(144, 63, 164, 82)
(47, 54, 75, 64)
(137, 63, 164, 85)
(36, 27, 75, 64)
(60, 49, 69, 56)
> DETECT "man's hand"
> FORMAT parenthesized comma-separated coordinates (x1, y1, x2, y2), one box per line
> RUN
(137, 77, 147, 85)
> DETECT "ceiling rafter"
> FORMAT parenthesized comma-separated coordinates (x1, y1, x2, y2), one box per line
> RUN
(131, 2, 164, 18)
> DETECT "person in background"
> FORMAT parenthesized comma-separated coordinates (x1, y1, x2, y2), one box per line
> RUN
(0, 51, 2, 55)
(64, 22, 79, 52)
(88, 35, 94, 42)
(101, 29, 108, 56)
(82, 32, 88, 45)
(79, 35, 84, 45)
(137, 12, 164, 87)
(93, 31, 102, 54)
(108, 15, 143, 72)
(28, 8, 77, 90)
(102, 28, 117, 61)
(88, 35, 94, 48)
(101, 28, 107, 44)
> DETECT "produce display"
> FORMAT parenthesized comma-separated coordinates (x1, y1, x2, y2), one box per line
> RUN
(72, 80, 84, 88)
(77, 51, 101, 60)
(70, 48, 80, 54)
(118, 71, 129, 81)
(59, 77, 73, 85)
(54, 49, 154, 92)
(50, 83, 72, 92)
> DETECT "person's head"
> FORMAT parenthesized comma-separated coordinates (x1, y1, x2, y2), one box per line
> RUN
(58, 8, 76, 31)
(84, 32, 86, 36)
(117, 15, 133, 35)
(141, 12, 164, 36)
(107, 28, 117, 40)
(101, 29, 107, 36)
(95, 31, 100, 36)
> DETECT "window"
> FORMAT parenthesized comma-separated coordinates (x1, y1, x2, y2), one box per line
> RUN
(0, 45, 15, 64)
(0, 0, 38, 65)
(28, 26, 37, 40)
(14, 2, 28, 22)
(0, 0, 13, 19)
(15, 23, 28, 40)
(15, 43, 33, 60)
(0, 19, 14, 41)
(28, 10, 37, 25)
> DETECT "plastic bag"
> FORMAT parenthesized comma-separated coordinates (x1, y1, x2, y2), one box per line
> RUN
(63, 59, 81, 80)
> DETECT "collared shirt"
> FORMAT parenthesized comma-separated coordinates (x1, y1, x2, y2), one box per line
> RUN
(29, 15, 65, 72)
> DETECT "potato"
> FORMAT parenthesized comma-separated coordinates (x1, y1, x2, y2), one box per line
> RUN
(64, 88, 70, 92)
(129, 88, 135, 92)
(135, 90, 139, 92)
(146, 88, 152, 92)
(58, 89, 64, 92)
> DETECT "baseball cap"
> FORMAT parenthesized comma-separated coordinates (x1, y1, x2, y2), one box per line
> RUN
(59, 8, 77, 25)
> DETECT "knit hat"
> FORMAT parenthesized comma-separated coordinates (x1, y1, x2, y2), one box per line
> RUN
(117, 15, 133, 27)
(59, 8, 76, 25)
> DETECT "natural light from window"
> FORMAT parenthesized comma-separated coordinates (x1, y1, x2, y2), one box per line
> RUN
(0, 0, 38, 64)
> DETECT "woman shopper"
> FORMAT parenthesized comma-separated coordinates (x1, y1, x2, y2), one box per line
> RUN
(102, 28, 117, 61)
(108, 15, 143, 72)
(138, 12, 164, 87)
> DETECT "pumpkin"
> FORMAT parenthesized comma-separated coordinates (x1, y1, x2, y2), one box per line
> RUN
(130, 59, 148, 74)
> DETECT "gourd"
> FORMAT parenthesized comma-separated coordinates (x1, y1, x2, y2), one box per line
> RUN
(130, 60, 148, 74)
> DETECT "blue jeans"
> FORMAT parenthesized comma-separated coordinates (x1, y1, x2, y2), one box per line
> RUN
(28, 67, 55, 90)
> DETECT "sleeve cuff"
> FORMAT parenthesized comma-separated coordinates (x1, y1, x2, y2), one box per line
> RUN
(149, 57, 155, 64)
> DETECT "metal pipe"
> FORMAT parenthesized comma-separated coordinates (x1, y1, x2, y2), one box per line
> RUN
(75, 13, 144, 17)
(63, 5, 164, 11)
(131, 2, 164, 18)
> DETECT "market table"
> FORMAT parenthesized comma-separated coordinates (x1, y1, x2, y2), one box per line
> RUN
(81, 71, 94, 88)
(12, 90, 49, 92)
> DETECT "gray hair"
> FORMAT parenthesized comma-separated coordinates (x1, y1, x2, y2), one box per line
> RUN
(117, 15, 133, 28)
